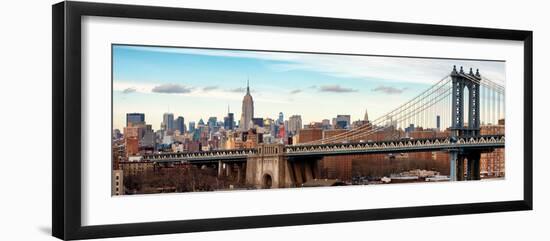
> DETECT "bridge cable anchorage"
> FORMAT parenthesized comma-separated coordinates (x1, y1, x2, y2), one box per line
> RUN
(299, 72, 504, 145)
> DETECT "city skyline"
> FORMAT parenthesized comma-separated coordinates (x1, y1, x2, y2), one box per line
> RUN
(112, 45, 506, 131)
(112, 44, 506, 195)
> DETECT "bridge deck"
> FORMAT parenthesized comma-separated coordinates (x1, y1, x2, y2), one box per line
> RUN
(142, 135, 504, 164)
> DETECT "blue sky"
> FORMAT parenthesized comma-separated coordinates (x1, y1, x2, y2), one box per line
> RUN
(112, 45, 506, 130)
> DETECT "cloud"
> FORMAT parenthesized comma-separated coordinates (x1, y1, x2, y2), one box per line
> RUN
(372, 86, 406, 94)
(202, 86, 218, 92)
(319, 85, 357, 93)
(122, 87, 136, 94)
(289, 89, 302, 94)
(151, 84, 192, 94)
(227, 87, 246, 93)
(119, 45, 506, 85)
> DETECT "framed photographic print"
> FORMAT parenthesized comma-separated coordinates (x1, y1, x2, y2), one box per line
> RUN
(52, 1, 533, 240)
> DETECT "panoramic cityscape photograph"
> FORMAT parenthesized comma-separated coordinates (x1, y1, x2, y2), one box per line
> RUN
(111, 44, 506, 196)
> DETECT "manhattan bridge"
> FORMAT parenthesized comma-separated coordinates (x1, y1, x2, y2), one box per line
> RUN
(144, 66, 505, 189)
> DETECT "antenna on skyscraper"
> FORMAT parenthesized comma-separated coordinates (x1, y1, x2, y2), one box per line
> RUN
(246, 76, 250, 94)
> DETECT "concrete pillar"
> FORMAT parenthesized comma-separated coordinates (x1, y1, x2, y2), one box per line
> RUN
(449, 151, 457, 181)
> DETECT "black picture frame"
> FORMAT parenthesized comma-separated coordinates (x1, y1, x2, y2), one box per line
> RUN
(52, 1, 533, 240)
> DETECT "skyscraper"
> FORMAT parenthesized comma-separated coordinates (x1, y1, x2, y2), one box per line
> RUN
(189, 121, 196, 133)
(322, 119, 331, 129)
(224, 112, 235, 130)
(126, 113, 145, 127)
(252, 117, 264, 127)
(208, 116, 218, 133)
(239, 80, 254, 131)
(162, 113, 174, 131)
(277, 112, 284, 125)
(288, 115, 302, 135)
(333, 115, 351, 129)
(176, 116, 185, 134)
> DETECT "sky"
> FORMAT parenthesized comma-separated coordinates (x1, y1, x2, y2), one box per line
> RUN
(112, 45, 506, 131)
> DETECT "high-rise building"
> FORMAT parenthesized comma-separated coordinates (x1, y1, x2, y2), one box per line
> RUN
(198, 118, 205, 128)
(126, 113, 145, 127)
(436, 115, 441, 130)
(112, 129, 122, 139)
(207, 116, 218, 133)
(277, 112, 284, 125)
(288, 115, 302, 135)
(188, 121, 196, 133)
(252, 117, 264, 127)
(333, 115, 351, 129)
(175, 116, 185, 134)
(239, 80, 254, 131)
(162, 113, 174, 131)
(321, 119, 331, 129)
(224, 112, 235, 130)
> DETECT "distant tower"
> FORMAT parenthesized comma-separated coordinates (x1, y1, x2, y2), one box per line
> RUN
(224, 105, 235, 131)
(363, 108, 369, 122)
(239, 79, 254, 131)
(162, 113, 174, 131)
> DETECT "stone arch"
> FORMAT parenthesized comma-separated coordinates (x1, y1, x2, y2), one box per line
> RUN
(262, 173, 273, 189)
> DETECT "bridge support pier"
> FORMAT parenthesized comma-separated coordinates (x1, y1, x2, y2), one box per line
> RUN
(217, 161, 223, 178)
(225, 163, 231, 177)
(287, 158, 320, 187)
(457, 156, 465, 181)
(245, 144, 323, 189)
(236, 163, 244, 183)
(246, 144, 291, 189)
(450, 150, 482, 181)
(466, 153, 481, 180)
(449, 151, 457, 181)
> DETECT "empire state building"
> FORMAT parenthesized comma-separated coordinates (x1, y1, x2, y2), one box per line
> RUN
(239, 80, 254, 130)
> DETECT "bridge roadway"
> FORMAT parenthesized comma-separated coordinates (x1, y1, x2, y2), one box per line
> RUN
(143, 135, 504, 164)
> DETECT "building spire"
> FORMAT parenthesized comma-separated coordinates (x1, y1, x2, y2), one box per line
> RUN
(246, 78, 250, 95)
